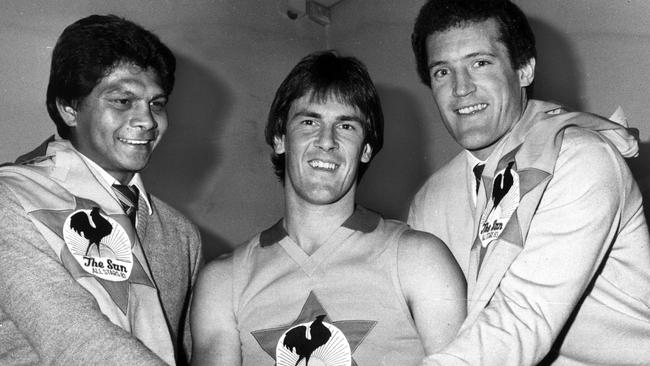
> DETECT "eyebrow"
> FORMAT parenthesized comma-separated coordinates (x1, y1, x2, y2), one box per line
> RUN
(428, 51, 497, 69)
(101, 83, 167, 100)
(291, 110, 364, 123)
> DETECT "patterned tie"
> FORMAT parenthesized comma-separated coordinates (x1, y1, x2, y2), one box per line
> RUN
(112, 184, 139, 226)
(473, 163, 485, 195)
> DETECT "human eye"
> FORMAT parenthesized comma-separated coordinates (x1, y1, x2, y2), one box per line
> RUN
(338, 122, 357, 131)
(300, 119, 316, 126)
(473, 59, 492, 68)
(430, 67, 449, 81)
(110, 97, 132, 110)
(150, 98, 167, 113)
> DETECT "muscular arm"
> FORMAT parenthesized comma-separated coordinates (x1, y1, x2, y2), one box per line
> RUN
(0, 182, 165, 365)
(398, 229, 467, 354)
(190, 255, 241, 366)
(422, 130, 635, 365)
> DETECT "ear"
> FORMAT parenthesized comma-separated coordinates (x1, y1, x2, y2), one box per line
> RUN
(56, 99, 78, 127)
(273, 135, 286, 155)
(518, 57, 536, 88)
(360, 143, 373, 163)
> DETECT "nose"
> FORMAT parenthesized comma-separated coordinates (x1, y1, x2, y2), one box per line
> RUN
(130, 102, 158, 130)
(314, 125, 338, 151)
(452, 69, 475, 97)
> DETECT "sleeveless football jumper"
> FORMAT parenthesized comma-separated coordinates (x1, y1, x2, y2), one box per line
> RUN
(231, 206, 426, 366)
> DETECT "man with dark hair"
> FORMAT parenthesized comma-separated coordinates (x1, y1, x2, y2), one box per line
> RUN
(408, 0, 650, 365)
(0, 15, 202, 365)
(190, 51, 466, 366)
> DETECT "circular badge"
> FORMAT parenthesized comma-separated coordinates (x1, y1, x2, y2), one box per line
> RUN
(63, 207, 133, 281)
(276, 316, 351, 366)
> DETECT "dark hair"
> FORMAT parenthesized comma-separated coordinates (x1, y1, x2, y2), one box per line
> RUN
(412, 0, 536, 87)
(46, 14, 176, 139)
(265, 50, 384, 181)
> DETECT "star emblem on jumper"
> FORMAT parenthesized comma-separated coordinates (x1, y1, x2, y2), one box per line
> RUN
(30, 196, 154, 314)
(251, 291, 376, 366)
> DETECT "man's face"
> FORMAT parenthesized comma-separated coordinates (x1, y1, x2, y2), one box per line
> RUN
(274, 93, 372, 207)
(426, 18, 534, 160)
(63, 63, 168, 183)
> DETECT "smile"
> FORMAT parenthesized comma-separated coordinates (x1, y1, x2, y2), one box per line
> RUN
(456, 103, 488, 115)
(308, 159, 338, 171)
(118, 137, 154, 145)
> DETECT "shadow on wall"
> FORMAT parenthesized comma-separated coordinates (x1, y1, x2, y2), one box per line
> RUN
(357, 85, 430, 221)
(143, 53, 233, 260)
(528, 17, 584, 111)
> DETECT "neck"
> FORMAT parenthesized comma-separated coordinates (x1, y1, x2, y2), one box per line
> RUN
(283, 192, 355, 255)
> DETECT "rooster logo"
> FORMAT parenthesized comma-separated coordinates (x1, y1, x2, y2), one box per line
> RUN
(491, 162, 515, 208)
(69, 207, 113, 256)
(283, 315, 331, 366)
(479, 161, 520, 248)
(276, 315, 351, 366)
(63, 207, 133, 282)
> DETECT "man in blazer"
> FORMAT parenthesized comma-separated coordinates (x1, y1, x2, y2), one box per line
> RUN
(0, 15, 202, 365)
(408, 0, 650, 365)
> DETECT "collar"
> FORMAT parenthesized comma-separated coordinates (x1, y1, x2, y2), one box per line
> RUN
(259, 205, 381, 247)
(465, 150, 485, 169)
(78, 152, 153, 215)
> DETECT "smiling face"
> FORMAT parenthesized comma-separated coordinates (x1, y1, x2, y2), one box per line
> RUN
(274, 93, 372, 207)
(426, 18, 535, 160)
(58, 63, 168, 183)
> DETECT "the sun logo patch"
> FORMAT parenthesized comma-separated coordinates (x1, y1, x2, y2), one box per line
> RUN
(479, 161, 519, 248)
(63, 207, 133, 281)
(276, 315, 351, 366)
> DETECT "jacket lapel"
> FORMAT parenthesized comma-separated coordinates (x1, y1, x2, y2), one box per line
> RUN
(467, 101, 560, 314)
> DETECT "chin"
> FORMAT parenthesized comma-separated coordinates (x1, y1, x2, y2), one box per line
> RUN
(118, 160, 149, 174)
(300, 187, 342, 205)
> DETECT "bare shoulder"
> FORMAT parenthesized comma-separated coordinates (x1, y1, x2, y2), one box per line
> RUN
(194, 253, 234, 302)
(398, 229, 459, 270)
(190, 252, 241, 365)
(397, 229, 467, 353)
(397, 228, 465, 299)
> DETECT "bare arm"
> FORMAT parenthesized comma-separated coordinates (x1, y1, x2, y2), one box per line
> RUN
(190, 255, 241, 366)
(398, 229, 467, 354)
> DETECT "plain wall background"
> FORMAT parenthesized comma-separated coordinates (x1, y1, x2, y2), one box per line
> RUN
(1, 0, 649, 260)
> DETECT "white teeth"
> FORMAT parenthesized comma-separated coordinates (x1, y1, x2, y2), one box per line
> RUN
(309, 160, 337, 170)
(457, 103, 488, 115)
(119, 138, 150, 145)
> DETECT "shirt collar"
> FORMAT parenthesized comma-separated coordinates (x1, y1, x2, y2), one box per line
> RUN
(465, 150, 485, 168)
(259, 205, 381, 247)
(77, 153, 153, 215)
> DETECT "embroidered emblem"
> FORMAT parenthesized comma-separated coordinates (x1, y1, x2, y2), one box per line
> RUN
(276, 314, 351, 366)
(63, 207, 133, 281)
(251, 291, 376, 366)
(479, 161, 519, 247)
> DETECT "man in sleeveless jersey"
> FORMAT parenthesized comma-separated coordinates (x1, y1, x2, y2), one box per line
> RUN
(0, 15, 202, 365)
(408, 0, 650, 364)
(190, 51, 466, 366)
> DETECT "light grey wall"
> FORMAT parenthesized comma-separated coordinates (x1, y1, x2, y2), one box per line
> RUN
(2, 0, 650, 260)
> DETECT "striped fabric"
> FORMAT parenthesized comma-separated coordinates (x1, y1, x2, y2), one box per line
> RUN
(111, 184, 139, 226)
